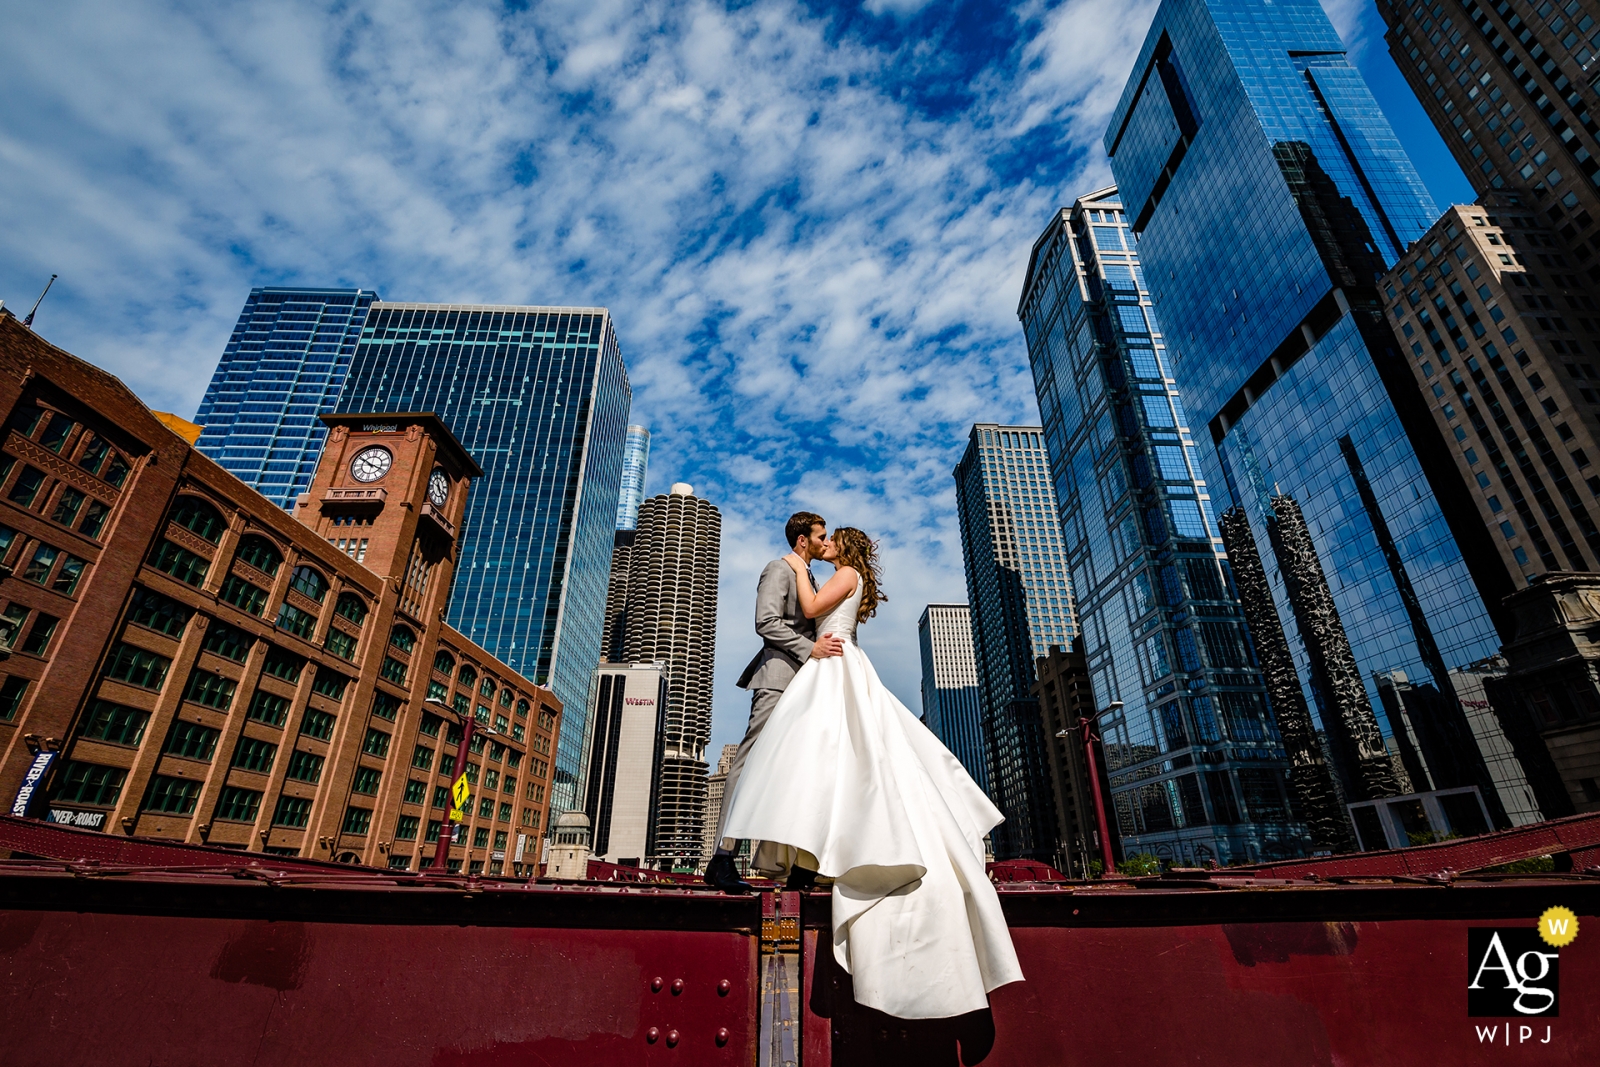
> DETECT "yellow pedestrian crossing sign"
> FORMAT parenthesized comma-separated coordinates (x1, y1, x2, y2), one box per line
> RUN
(448, 774, 471, 822)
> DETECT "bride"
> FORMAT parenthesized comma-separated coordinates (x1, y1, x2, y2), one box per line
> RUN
(718, 526, 1023, 1020)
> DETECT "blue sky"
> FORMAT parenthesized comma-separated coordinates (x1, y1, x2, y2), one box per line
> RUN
(0, 0, 1470, 760)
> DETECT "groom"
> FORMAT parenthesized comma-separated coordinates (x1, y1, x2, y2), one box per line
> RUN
(704, 511, 844, 894)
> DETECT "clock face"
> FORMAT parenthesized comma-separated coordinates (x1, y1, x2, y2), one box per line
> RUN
(428, 468, 450, 507)
(350, 446, 393, 483)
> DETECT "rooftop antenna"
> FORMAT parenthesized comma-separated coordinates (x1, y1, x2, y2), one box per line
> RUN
(23, 275, 57, 329)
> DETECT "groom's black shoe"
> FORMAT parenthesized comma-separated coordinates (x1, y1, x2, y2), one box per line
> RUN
(704, 854, 752, 894)
(785, 865, 819, 892)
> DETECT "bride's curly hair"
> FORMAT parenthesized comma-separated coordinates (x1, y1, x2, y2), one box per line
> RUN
(832, 527, 885, 622)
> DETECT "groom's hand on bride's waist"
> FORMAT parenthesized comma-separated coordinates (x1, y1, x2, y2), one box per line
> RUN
(811, 633, 844, 659)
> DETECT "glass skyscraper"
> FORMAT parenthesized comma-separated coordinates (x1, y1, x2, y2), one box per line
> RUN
(335, 303, 631, 809)
(1019, 187, 1312, 864)
(195, 287, 377, 508)
(616, 425, 650, 530)
(918, 603, 988, 794)
(954, 424, 1077, 860)
(1104, 0, 1501, 800)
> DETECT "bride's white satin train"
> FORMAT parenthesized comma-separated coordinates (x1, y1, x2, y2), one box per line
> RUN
(720, 640, 1024, 1020)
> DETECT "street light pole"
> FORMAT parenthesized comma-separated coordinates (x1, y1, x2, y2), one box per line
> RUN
(431, 708, 475, 872)
(1060, 700, 1121, 878)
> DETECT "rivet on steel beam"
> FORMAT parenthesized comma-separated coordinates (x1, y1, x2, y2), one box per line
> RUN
(671, 978, 684, 995)
(666, 1030, 679, 1047)
(716, 1028, 729, 1047)
(651, 977, 663, 992)
(717, 979, 731, 996)
(646, 1027, 660, 1044)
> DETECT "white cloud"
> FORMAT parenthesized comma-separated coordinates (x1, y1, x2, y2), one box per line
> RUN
(0, 0, 1167, 760)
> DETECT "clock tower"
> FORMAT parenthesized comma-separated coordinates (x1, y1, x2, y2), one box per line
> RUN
(297, 412, 482, 625)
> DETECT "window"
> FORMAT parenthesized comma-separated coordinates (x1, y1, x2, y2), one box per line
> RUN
(52, 556, 86, 596)
(214, 786, 261, 823)
(389, 626, 415, 653)
(474, 705, 489, 725)
(452, 693, 469, 716)
(403, 779, 427, 804)
(106, 642, 170, 690)
(473, 827, 490, 848)
(231, 737, 276, 773)
(21, 544, 59, 584)
(457, 665, 477, 689)
(81, 700, 148, 746)
(506, 750, 522, 769)
(37, 413, 75, 453)
(311, 668, 349, 701)
(234, 536, 283, 577)
(511, 722, 526, 742)
(372, 691, 401, 721)
(380, 657, 407, 685)
(51, 487, 85, 526)
(363, 728, 391, 758)
(333, 593, 366, 625)
(494, 714, 509, 733)
(76, 434, 110, 475)
(79, 499, 110, 539)
(169, 497, 225, 543)
(20, 613, 59, 655)
(342, 806, 372, 835)
(143, 775, 201, 814)
(502, 776, 516, 795)
(202, 621, 251, 662)
(324, 628, 357, 661)
(8, 466, 46, 507)
(301, 708, 336, 741)
(479, 677, 496, 699)
(478, 797, 494, 818)
(54, 761, 126, 806)
(515, 698, 529, 719)
(483, 769, 500, 791)
(286, 749, 325, 783)
(219, 574, 268, 616)
(464, 761, 479, 785)
(273, 795, 312, 828)
(432, 785, 449, 809)
(103, 454, 130, 488)
(498, 802, 512, 823)
(275, 602, 317, 640)
(425, 819, 443, 843)
(352, 766, 382, 795)
(433, 651, 455, 675)
(261, 647, 304, 683)
(165, 720, 219, 761)
(395, 815, 420, 840)
(149, 540, 209, 586)
(0, 604, 30, 649)
(0, 524, 17, 563)
(183, 669, 236, 711)
(246, 690, 290, 727)
(489, 741, 506, 763)
(439, 754, 456, 778)
(289, 566, 328, 603)
(498, 687, 513, 709)
(427, 679, 448, 702)
(419, 712, 442, 738)
(470, 732, 487, 753)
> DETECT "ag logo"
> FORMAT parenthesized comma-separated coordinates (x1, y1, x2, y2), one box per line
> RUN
(1468, 928, 1558, 1017)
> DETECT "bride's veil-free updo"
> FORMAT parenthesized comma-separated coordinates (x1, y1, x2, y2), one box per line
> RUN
(831, 527, 885, 622)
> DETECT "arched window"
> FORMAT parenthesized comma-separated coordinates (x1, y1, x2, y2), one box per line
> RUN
(498, 687, 513, 708)
(390, 625, 416, 653)
(289, 565, 328, 603)
(334, 592, 367, 625)
(516, 698, 530, 719)
(169, 496, 225, 543)
(457, 664, 477, 689)
(433, 650, 455, 675)
(235, 534, 282, 576)
(479, 676, 496, 699)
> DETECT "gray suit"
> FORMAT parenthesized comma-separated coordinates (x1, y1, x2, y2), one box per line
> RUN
(716, 559, 817, 851)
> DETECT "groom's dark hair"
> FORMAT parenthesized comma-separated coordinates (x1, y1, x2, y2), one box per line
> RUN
(786, 511, 826, 549)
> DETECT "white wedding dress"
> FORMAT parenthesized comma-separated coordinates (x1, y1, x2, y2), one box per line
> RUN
(719, 576, 1024, 1020)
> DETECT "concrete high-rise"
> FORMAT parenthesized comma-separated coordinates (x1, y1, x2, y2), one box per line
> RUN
(1378, 1, 1600, 283)
(579, 662, 667, 865)
(1019, 187, 1318, 863)
(917, 604, 988, 793)
(614, 483, 721, 870)
(1104, 0, 1502, 808)
(954, 424, 1076, 861)
(333, 303, 631, 811)
(195, 288, 377, 509)
(616, 426, 651, 531)
(701, 743, 739, 866)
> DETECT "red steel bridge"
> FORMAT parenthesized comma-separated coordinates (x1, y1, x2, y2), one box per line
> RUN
(2, 812, 1598, 1065)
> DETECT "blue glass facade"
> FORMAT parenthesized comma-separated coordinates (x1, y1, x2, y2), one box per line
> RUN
(954, 424, 1077, 859)
(1104, 0, 1501, 785)
(195, 288, 377, 509)
(1019, 187, 1307, 864)
(918, 603, 988, 794)
(616, 425, 650, 530)
(335, 303, 631, 808)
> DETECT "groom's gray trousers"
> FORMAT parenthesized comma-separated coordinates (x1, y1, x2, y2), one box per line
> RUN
(713, 688, 783, 851)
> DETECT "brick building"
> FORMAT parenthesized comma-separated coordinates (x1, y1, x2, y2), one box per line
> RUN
(0, 311, 560, 873)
